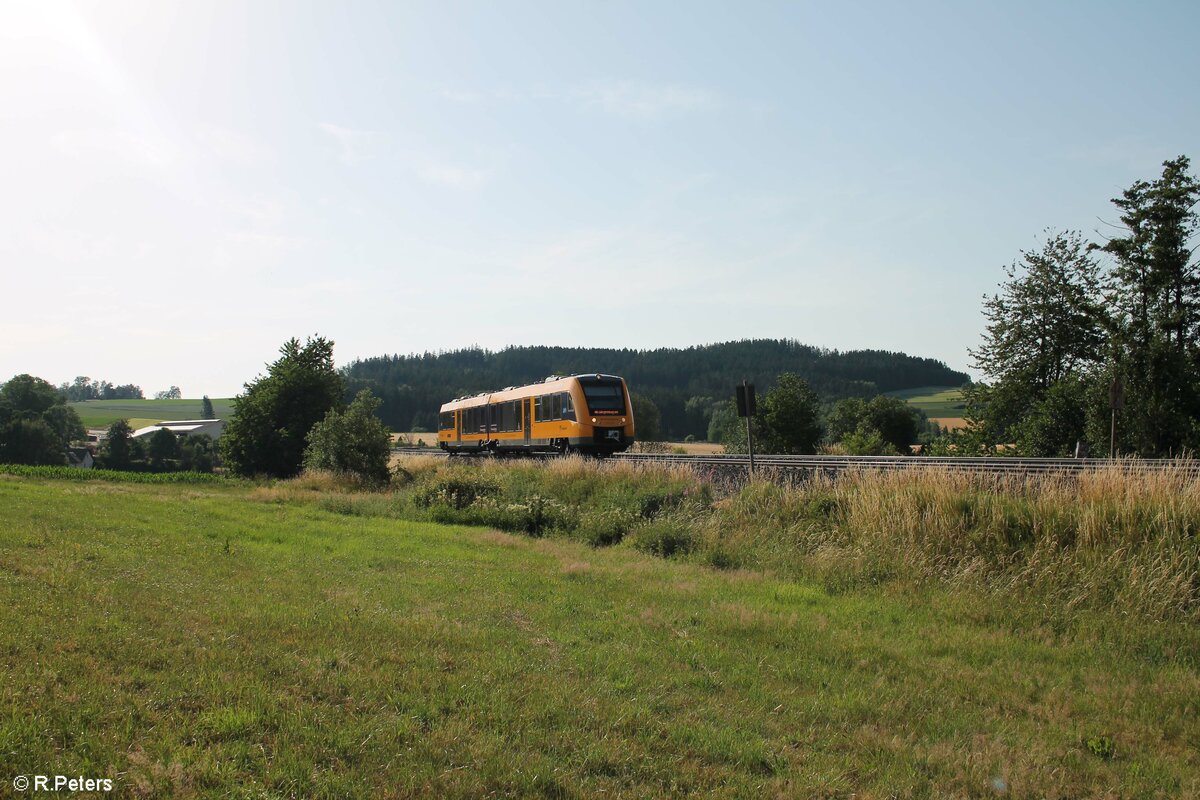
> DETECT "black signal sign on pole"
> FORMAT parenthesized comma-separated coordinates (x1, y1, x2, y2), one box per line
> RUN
(736, 383, 756, 417)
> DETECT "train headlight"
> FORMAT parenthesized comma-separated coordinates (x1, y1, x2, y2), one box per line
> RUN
(591, 417, 597, 423)
(621, 417, 626, 423)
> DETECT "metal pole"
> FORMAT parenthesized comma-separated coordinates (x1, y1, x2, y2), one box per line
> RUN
(744, 381, 755, 480)
(1110, 409, 1116, 459)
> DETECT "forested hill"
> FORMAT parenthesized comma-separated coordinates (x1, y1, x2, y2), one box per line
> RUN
(344, 340, 968, 440)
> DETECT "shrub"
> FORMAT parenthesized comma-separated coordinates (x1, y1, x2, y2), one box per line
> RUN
(304, 390, 392, 483)
(577, 508, 638, 547)
(629, 518, 696, 558)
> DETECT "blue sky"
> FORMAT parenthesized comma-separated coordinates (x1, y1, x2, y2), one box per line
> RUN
(1, 1, 1196, 397)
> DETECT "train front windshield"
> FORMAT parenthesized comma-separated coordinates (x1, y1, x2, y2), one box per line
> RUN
(581, 379, 626, 415)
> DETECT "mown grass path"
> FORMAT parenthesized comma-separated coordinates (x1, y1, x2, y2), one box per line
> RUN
(0, 475, 1196, 797)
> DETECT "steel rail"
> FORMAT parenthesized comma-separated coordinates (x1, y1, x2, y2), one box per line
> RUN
(615, 453, 1200, 474)
(392, 447, 1199, 474)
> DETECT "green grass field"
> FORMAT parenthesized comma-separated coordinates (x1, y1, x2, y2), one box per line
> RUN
(1, 469, 1197, 797)
(69, 398, 235, 428)
(886, 385, 967, 418)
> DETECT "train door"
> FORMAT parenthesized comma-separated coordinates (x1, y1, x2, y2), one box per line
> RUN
(523, 398, 531, 447)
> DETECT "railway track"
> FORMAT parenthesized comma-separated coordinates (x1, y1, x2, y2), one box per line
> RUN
(392, 448, 1200, 475)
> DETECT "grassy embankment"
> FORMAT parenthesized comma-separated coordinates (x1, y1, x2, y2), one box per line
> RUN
(69, 398, 236, 429)
(1, 459, 1197, 797)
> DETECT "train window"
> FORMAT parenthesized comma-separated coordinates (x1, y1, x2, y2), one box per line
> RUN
(439, 412, 454, 430)
(581, 380, 626, 414)
(551, 394, 561, 420)
(562, 393, 575, 420)
(535, 396, 544, 422)
(515, 401, 523, 431)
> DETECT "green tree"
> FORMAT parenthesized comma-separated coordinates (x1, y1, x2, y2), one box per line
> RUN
(829, 395, 923, 453)
(1093, 155, 1200, 455)
(41, 404, 86, 445)
(221, 336, 345, 478)
(200, 396, 215, 419)
(725, 374, 823, 454)
(1008, 374, 1091, 457)
(155, 386, 182, 400)
(630, 393, 662, 441)
(828, 397, 868, 443)
(967, 231, 1105, 451)
(102, 419, 135, 470)
(303, 389, 391, 483)
(706, 400, 738, 443)
(972, 231, 1105, 391)
(0, 419, 67, 465)
(147, 428, 180, 471)
(759, 374, 823, 454)
(1, 374, 62, 415)
(683, 395, 716, 437)
(179, 434, 216, 473)
(842, 424, 899, 456)
(0, 374, 86, 465)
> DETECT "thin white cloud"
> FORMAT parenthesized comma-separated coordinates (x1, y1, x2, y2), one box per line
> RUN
(318, 122, 380, 165)
(572, 79, 719, 118)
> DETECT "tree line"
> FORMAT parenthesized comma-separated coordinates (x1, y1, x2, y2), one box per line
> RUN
(58, 376, 144, 401)
(343, 340, 967, 439)
(951, 155, 1200, 457)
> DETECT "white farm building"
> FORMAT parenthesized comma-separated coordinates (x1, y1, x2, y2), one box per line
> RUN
(131, 419, 226, 440)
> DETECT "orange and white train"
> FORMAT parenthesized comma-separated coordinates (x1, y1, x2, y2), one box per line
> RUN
(437, 374, 635, 456)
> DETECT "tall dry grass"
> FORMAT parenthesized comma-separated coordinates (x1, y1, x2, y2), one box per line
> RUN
(696, 465, 1200, 624)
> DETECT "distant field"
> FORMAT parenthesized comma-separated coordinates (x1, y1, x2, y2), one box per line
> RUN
(70, 398, 235, 428)
(886, 385, 967, 419)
